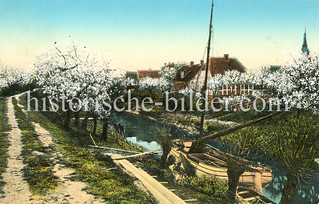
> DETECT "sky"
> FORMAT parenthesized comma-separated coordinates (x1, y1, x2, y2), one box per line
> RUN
(0, 0, 318, 72)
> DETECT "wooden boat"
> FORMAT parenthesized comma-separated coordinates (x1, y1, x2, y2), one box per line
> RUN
(171, 140, 272, 194)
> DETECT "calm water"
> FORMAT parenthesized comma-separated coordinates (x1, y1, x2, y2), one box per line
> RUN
(209, 141, 319, 204)
(262, 168, 319, 204)
(111, 111, 319, 204)
(126, 137, 161, 151)
(110, 111, 194, 151)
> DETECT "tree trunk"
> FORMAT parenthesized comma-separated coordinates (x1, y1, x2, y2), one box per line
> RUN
(102, 117, 109, 141)
(81, 113, 88, 130)
(74, 111, 80, 128)
(160, 151, 169, 168)
(226, 166, 245, 204)
(279, 172, 297, 204)
(92, 115, 98, 135)
(65, 109, 72, 130)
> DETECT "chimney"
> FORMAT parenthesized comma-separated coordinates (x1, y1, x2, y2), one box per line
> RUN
(200, 60, 204, 67)
(190, 61, 194, 67)
(224, 54, 229, 61)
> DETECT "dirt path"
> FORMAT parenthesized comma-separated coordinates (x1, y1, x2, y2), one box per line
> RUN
(0, 97, 31, 204)
(15, 94, 105, 203)
(1, 94, 105, 203)
(30, 121, 104, 204)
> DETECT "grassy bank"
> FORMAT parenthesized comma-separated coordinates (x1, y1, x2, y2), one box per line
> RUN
(0, 98, 9, 195)
(19, 95, 155, 203)
(132, 157, 228, 203)
(219, 108, 270, 123)
(12, 98, 59, 195)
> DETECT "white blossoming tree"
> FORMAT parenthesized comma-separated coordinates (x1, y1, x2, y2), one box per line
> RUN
(34, 43, 116, 140)
(262, 55, 319, 204)
(0, 65, 35, 96)
(160, 62, 186, 90)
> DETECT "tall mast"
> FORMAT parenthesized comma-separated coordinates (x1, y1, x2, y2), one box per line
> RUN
(199, 0, 214, 137)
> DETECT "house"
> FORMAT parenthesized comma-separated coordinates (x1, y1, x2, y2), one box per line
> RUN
(174, 61, 204, 91)
(137, 69, 162, 79)
(125, 69, 162, 79)
(174, 54, 252, 96)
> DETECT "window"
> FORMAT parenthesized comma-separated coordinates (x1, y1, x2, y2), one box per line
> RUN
(180, 71, 185, 79)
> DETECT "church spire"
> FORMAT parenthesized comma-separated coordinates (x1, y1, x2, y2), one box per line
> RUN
(301, 29, 310, 55)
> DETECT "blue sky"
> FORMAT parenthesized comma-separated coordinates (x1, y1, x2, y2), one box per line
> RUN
(0, 0, 318, 71)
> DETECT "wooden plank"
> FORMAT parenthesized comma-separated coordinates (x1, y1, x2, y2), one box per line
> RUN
(111, 150, 161, 160)
(105, 167, 118, 171)
(114, 159, 186, 204)
(88, 145, 140, 154)
(183, 199, 197, 202)
(237, 190, 249, 195)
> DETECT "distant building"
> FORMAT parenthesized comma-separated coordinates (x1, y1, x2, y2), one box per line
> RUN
(174, 54, 252, 96)
(269, 30, 309, 73)
(125, 69, 162, 79)
(301, 29, 310, 55)
(137, 70, 162, 79)
(174, 60, 204, 91)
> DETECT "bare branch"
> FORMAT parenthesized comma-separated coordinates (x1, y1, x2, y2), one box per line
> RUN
(55, 47, 67, 66)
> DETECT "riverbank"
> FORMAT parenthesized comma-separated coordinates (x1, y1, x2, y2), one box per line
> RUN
(15, 94, 156, 203)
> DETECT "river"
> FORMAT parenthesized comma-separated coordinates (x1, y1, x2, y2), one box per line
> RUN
(110, 111, 194, 151)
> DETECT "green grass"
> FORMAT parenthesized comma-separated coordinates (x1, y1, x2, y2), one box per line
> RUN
(206, 122, 230, 134)
(19, 94, 155, 203)
(0, 98, 9, 196)
(132, 157, 228, 203)
(176, 176, 228, 203)
(12, 98, 59, 195)
(219, 108, 270, 123)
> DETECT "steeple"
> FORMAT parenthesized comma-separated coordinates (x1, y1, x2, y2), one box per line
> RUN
(301, 29, 310, 55)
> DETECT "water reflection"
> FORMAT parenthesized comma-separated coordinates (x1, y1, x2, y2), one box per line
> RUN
(208, 141, 319, 204)
(126, 137, 161, 151)
(263, 169, 319, 204)
(111, 111, 194, 149)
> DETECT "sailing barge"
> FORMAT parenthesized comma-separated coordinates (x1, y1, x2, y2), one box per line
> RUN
(171, 140, 272, 194)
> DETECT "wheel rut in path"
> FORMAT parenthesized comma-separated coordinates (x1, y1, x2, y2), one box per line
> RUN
(0, 97, 31, 204)
(16, 94, 105, 203)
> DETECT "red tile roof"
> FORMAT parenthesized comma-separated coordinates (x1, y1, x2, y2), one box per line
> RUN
(174, 64, 203, 82)
(138, 70, 162, 78)
(174, 55, 246, 83)
(209, 55, 245, 76)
